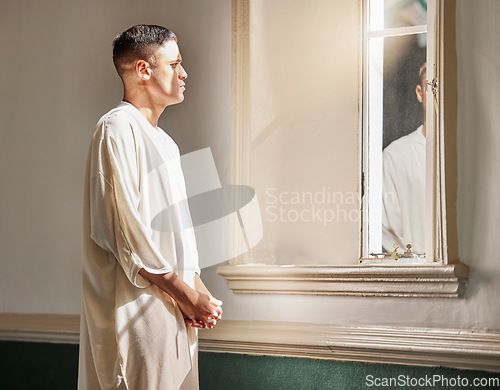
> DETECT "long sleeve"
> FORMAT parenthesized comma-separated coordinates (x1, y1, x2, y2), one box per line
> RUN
(89, 114, 173, 288)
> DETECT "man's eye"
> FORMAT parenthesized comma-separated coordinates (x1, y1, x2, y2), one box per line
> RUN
(171, 63, 179, 68)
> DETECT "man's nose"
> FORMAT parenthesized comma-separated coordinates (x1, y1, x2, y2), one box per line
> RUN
(179, 65, 188, 80)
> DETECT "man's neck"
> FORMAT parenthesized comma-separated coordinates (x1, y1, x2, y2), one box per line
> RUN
(123, 90, 164, 129)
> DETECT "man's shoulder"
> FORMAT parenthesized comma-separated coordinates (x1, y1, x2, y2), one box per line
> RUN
(93, 104, 138, 141)
(384, 127, 423, 156)
(97, 105, 136, 130)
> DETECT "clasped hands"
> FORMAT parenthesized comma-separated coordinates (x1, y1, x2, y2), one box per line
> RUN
(178, 273, 223, 330)
(182, 294, 223, 330)
(138, 269, 222, 330)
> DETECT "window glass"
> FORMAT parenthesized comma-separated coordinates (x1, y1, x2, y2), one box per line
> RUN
(364, 0, 428, 258)
(370, 0, 427, 30)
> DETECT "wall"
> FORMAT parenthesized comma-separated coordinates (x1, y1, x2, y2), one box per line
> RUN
(455, 0, 500, 326)
(202, 0, 500, 331)
(0, 0, 231, 314)
(0, 0, 499, 335)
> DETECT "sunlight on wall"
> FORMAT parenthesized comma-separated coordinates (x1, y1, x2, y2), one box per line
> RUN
(248, 0, 361, 265)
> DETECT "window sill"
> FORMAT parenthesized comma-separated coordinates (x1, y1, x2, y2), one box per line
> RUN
(216, 263, 469, 297)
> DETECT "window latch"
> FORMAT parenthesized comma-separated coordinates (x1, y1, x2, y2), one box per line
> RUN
(426, 78, 438, 96)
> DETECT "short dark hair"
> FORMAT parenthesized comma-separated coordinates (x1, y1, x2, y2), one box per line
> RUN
(112, 24, 177, 76)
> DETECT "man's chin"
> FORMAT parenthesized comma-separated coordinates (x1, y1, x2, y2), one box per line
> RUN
(176, 93, 185, 103)
(166, 95, 185, 106)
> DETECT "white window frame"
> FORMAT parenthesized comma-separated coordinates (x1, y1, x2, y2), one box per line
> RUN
(217, 0, 468, 298)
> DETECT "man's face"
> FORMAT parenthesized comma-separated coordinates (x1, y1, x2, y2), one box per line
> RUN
(150, 40, 187, 106)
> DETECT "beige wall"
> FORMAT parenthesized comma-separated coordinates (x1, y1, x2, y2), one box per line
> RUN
(0, 0, 231, 314)
(248, 0, 360, 265)
(1, 0, 499, 332)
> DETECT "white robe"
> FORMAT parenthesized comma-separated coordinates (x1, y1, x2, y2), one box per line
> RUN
(78, 102, 200, 390)
(382, 126, 426, 254)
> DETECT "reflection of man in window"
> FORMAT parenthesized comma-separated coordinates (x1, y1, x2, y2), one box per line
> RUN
(382, 63, 426, 254)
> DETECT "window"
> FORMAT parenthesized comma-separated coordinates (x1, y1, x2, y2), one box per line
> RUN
(362, 0, 429, 261)
(218, 0, 468, 297)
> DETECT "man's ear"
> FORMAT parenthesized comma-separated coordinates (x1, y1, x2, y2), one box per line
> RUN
(416, 84, 424, 104)
(136, 60, 152, 80)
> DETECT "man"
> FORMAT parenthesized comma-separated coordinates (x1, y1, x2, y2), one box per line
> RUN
(382, 63, 427, 255)
(78, 25, 222, 390)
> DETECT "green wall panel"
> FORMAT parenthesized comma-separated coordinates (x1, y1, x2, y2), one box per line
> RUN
(0, 341, 79, 390)
(199, 352, 500, 390)
(0, 341, 498, 389)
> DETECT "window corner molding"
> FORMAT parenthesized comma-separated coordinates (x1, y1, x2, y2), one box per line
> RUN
(217, 262, 469, 298)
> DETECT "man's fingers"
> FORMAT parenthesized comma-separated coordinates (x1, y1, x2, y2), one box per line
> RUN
(208, 310, 222, 321)
(206, 319, 216, 327)
(209, 296, 223, 307)
(209, 297, 223, 317)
